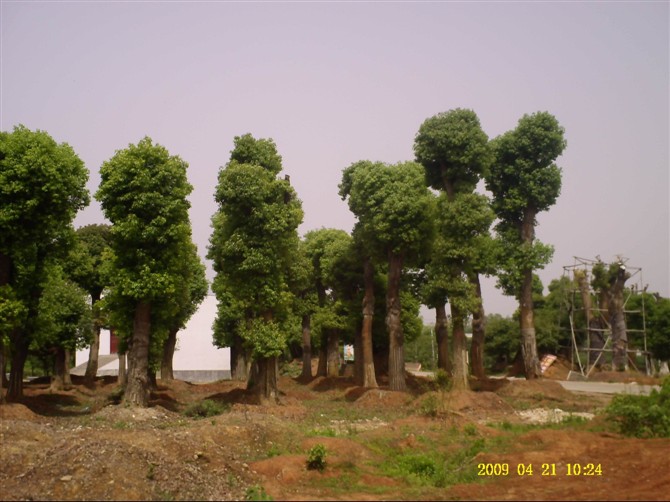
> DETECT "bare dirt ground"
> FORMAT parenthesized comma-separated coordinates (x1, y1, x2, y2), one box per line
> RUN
(1, 364, 668, 501)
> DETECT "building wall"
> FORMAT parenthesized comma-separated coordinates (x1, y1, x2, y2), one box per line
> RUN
(75, 295, 230, 380)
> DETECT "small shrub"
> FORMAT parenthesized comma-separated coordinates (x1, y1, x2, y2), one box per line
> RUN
(306, 443, 327, 471)
(420, 394, 439, 417)
(183, 399, 228, 419)
(463, 423, 478, 436)
(604, 378, 670, 438)
(434, 369, 452, 391)
(245, 485, 273, 501)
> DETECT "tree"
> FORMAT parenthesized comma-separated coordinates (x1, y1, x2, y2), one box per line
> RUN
(96, 137, 193, 407)
(303, 228, 352, 378)
(208, 134, 303, 402)
(0, 125, 89, 401)
(487, 112, 566, 379)
(340, 160, 433, 391)
(65, 224, 112, 385)
(33, 265, 92, 391)
(414, 109, 492, 388)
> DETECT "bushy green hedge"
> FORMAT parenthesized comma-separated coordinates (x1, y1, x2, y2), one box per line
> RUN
(605, 378, 670, 438)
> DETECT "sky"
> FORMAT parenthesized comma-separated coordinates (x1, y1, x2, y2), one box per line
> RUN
(2, 0, 668, 319)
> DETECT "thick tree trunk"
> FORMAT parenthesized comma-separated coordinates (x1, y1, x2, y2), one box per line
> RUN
(326, 330, 340, 377)
(609, 267, 628, 371)
(123, 301, 151, 407)
(387, 251, 406, 392)
(248, 356, 279, 403)
(434, 303, 451, 373)
(469, 273, 486, 379)
(51, 347, 66, 391)
(359, 258, 377, 387)
(231, 334, 249, 381)
(84, 294, 102, 385)
(300, 314, 312, 380)
(519, 210, 541, 379)
(64, 349, 73, 388)
(161, 327, 178, 381)
(118, 350, 127, 388)
(7, 334, 28, 402)
(316, 333, 328, 377)
(450, 304, 469, 390)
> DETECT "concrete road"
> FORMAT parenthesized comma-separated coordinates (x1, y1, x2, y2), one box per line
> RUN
(557, 380, 660, 395)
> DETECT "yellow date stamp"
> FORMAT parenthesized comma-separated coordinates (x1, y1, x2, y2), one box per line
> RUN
(477, 463, 603, 477)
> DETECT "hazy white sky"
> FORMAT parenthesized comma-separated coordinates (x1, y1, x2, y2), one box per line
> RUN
(2, 1, 668, 317)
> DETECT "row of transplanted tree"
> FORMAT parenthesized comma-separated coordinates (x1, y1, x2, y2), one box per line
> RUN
(207, 109, 568, 401)
(1, 107, 567, 407)
(0, 130, 207, 405)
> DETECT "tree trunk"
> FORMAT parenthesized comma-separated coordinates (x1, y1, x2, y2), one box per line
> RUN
(123, 301, 151, 407)
(316, 333, 328, 377)
(148, 368, 158, 392)
(450, 304, 469, 390)
(360, 258, 378, 388)
(0, 338, 5, 403)
(609, 266, 628, 371)
(118, 350, 127, 388)
(7, 334, 28, 402)
(84, 293, 102, 386)
(300, 314, 312, 380)
(575, 270, 603, 367)
(326, 330, 340, 377)
(248, 356, 279, 403)
(469, 273, 486, 379)
(161, 327, 178, 381)
(63, 349, 73, 389)
(231, 334, 249, 381)
(519, 210, 541, 379)
(387, 251, 406, 392)
(51, 346, 66, 392)
(434, 303, 451, 374)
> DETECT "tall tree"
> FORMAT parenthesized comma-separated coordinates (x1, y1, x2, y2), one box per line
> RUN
(65, 224, 112, 385)
(208, 134, 303, 402)
(414, 109, 492, 389)
(340, 160, 433, 391)
(0, 125, 89, 401)
(487, 111, 566, 379)
(96, 137, 193, 407)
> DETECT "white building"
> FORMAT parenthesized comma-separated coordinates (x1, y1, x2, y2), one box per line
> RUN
(74, 295, 231, 382)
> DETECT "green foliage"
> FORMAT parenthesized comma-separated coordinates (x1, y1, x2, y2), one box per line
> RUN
(96, 137, 193, 302)
(487, 112, 566, 223)
(209, 134, 303, 375)
(306, 443, 328, 471)
(33, 266, 92, 352)
(414, 108, 491, 193)
(605, 378, 670, 438)
(626, 292, 670, 361)
(405, 325, 437, 370)
(239, 318, 287, 359)
(65, 224, 112, 300)
(0, 285, 27, 336)
(245, 485, 273, 501)
(434, 368, 452, 391)
(339, 160, 434, 261)
(183, 399, 229, 419)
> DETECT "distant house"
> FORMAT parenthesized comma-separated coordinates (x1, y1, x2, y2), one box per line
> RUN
(74, 295, 231, 382)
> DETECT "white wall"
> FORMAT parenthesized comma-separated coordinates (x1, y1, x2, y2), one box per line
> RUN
(75, 295, 230, 372)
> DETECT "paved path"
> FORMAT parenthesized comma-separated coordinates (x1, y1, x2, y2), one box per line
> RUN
(557, 380, 660, 395)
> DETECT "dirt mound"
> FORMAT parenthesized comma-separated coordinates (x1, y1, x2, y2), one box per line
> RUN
(542, 357, 572, 380)
(351, 388, 413, 409)
(0, 403, 40, 421)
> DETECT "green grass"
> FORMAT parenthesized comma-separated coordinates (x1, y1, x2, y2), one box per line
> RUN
(182, 399, 230, 419)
